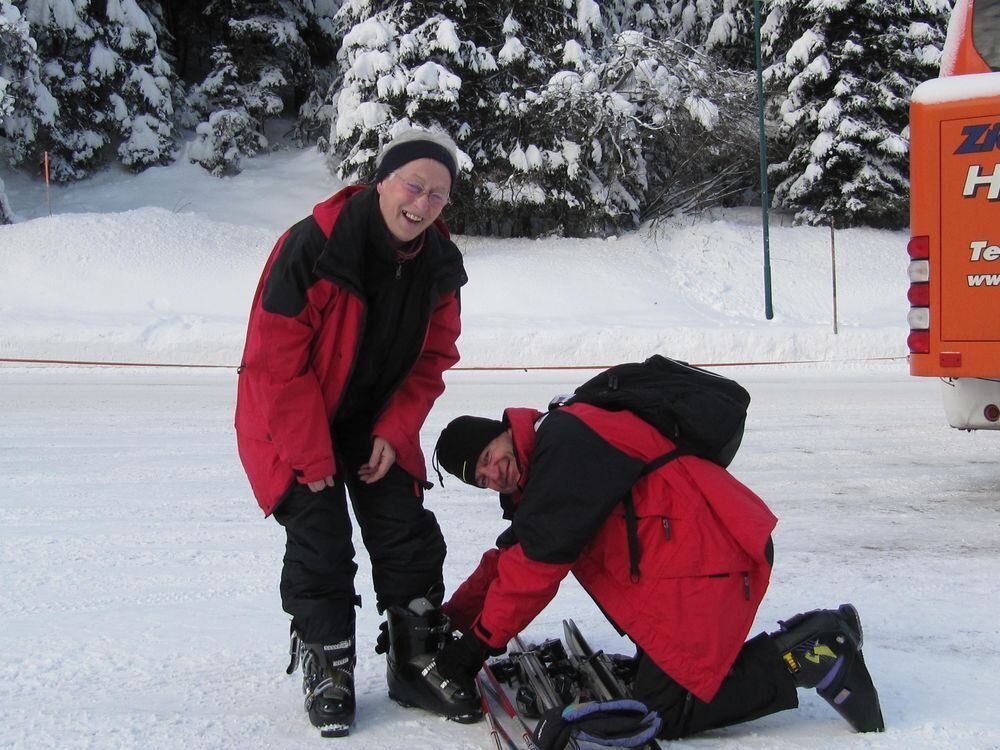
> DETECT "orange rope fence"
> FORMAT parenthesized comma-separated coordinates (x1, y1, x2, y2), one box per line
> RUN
(0, 355, 908, 371)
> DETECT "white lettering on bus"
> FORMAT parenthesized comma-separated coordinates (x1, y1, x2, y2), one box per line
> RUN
(962, 164, 1000, 200)
(969, 240, 1000, 261)
(967, 274, 1000, 287)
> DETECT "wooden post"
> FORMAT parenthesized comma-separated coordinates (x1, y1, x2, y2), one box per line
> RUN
(43, 151, 51, 216)
(830, 221, 839, 334)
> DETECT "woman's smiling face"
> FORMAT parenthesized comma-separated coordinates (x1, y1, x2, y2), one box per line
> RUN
(376, 158, 452, 244)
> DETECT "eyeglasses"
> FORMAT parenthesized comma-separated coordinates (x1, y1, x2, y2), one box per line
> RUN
(391, 172, 450, 209)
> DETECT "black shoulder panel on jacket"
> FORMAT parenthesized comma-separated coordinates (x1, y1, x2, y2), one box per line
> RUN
(513, 409, 645, 565)
(422, 224, 468, 301)
(496, 524, 518, 549)
(262, 216, 327, 317)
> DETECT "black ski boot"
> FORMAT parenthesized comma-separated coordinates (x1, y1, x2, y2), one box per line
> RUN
(384, 593, 482, 723)
(771, 603, 885, 733)
(287, 627, 356, 737)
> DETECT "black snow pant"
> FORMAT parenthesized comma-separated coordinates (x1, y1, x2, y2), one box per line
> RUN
(271, 435, 447, 645)
(631, 633, 799, 740)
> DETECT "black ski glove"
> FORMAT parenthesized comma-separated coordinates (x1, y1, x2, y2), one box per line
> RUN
(532, 699, 662, 750)
(434, 631, 500, 688)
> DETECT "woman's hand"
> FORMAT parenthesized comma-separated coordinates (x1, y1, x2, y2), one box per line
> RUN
(359, 436, 396, 484)
(307, 476, 334, 492)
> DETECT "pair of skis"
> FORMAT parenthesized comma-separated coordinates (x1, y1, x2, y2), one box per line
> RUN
(560, 620, 661, 750)
(476, 632, 578, 750)
(477, 620, 660, 749)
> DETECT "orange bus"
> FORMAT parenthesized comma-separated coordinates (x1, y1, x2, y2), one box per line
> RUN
(907, 0, 1000, 429)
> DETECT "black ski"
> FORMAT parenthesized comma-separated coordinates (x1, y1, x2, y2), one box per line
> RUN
(563, 620, 662, 750)
(562, 620, 628, 700)
(511, 636, 582, 750)
(511, 636, 564, 712)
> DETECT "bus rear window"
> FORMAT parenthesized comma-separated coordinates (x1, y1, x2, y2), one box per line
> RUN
(974, 0, 1000, 70)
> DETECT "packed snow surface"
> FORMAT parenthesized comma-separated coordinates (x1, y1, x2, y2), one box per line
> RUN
(1, 148, 997, 749)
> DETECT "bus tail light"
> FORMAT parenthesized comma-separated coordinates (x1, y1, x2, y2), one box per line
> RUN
(908, 236, 932, 354)
(908, 283, 930, 306)
(908, 235, 930, 259)
(908, 330, 931, 353)
(908, 307, 930, 329)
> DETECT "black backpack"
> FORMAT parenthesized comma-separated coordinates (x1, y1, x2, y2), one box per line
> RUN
(551, 354, 750, 468)
(550, 355, 751, 581)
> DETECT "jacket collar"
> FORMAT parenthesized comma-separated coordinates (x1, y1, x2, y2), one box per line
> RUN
(311, 185, 466, 299)
(496, 408, 543, 514)
(312, 184, 453, 241)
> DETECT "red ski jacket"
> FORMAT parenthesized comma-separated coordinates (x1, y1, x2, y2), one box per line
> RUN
(235, 186, 465, 515)
(444, 404, 777, 702)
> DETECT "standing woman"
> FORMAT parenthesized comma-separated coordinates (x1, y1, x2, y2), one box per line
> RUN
(235, 128, 477, 737)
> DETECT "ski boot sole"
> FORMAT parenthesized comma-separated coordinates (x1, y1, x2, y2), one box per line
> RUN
(388, 692, 482, 724)
(318, 723, 351, 738)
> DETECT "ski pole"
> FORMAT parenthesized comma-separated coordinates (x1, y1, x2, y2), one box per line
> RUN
(477, 674, 519, 750)
(482, 662, 539, 750)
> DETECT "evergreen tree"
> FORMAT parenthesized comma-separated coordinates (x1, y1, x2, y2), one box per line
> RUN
(763, 0, 950, 228)
(100, 0, 177, 169)
(0, 176, 11, 223)
(1, 0, 53, 177)
(186, 0, 340, 174)
(15, 0, 104, 180)
(0, 46, 11, 221)
(332, 0, 487, 183)
(650, 0, 754, 68)
(333, 0, 653, 236)
(603, 0, 671, 36)
(665, 0, 717, 46)
(599, 29, 758, 220)
(11, 0, 176, 180)
(457, 1, 622, 236)
(290, 0, 343, 146)
(186, 44, 267, 174)
(703, 0, 754, 69)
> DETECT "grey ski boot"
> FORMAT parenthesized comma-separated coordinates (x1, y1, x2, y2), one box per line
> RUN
(287, 627, 356, 737)
(383, 592, 482, 723)
(771, 603, 885, 733)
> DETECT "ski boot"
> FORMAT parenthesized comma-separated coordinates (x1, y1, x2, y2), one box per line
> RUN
(771, 603, 885, 733)
(287, 627, 356, 737)
(383, 592, 482, 723)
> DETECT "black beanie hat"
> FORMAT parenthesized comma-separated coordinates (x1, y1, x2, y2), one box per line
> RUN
(374, 139, 458, 184)
(434, 416, 506, 486)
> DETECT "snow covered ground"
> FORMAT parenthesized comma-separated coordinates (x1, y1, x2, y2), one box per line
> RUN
(1, 149, 998, 749)
(2, 366, 998, 749)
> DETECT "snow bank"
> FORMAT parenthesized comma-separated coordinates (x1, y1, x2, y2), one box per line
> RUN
(0, 206, 909, 368)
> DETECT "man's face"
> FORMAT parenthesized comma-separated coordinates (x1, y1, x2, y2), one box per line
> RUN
(474, 430, 521, 494)
(376, 158, 452, 243)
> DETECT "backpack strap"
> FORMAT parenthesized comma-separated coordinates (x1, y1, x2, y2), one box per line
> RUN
(640, 448, 685, 478)
(623, 448, 687, 583)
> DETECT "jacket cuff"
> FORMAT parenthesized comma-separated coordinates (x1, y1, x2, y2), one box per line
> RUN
(472, 617, 510, 654)
(296, 456, 336, 485)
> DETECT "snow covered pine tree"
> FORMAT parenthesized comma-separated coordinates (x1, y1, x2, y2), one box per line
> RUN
(9, 0, 175, 181)
(332, 0, 480, 185)
(763, 0, 950, 228)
